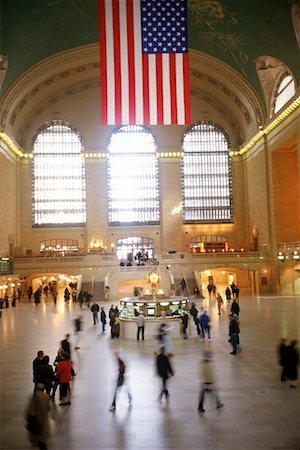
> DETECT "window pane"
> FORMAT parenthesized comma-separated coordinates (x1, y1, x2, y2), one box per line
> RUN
(274, 74, 295, 113)
(182, 122, 233, 223)
(108, 126, 160, 225)
(32, 121, 86, 225)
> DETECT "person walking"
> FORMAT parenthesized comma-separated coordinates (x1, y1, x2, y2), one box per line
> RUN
(199, 310, 211, 341)
(56, 351, 73, 405)
(190, 303, 201, 335)
(28, 286, 33, 302)
(100, 307, 107, 332)
(91, 302, 100, 325)
(198, 351, 223, 413)
(216, 293, 224, 315)
(25, 383, 51, 450)
(230, 298, 240, 317)
(180, 311, 189, 339)
(229, 314, 240, 355)
(136, 311, 145, 340)
(225, 286, 231, 302)
(64, 287, 70, 305)
(157, 323, 173, 356)
(109, 352, 132, 411)
(156, 346, 174, 403)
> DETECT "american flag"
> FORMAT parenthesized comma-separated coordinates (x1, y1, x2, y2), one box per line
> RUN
(98, 0, 191, 125)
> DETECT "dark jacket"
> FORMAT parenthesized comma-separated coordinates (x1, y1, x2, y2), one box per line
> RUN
(190, 305, 199, 321)
(91, 303, 100, 313)
(230, 301, 240, 315)
(156, 353, 174, 380)
(229, 318, 240, 336)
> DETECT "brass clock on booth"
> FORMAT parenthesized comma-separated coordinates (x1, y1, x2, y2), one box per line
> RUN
(148, 272, 160, 284)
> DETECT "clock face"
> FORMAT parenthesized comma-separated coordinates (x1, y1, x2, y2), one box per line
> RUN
(149, 272, 159, 284)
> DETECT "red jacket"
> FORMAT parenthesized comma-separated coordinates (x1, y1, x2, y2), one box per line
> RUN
(57, 359, 72, 383)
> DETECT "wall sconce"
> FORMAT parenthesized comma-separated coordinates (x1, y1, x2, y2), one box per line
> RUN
(277, 252, 285, 261)
(292, 251, 299, 260)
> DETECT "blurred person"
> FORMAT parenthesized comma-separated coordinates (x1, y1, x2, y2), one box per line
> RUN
(25, 383, 51, 449)
(157, 323, 173, 356)
(198, 351, 223, 413)
(109, 352, 132, 411)
(216, 293, 224, 315)
(64, 287, 70, 305)
(28, 285, 33, 302)
(156, 346, 174, 403)
(74, 316, 83, 349)
(225, 286, 231, 302)
(285, 340, 298, 388)
(278, 338, 288, 382)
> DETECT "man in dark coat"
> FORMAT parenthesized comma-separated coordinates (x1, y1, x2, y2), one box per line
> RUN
(156, 346, 174, 403)
(32, 350, 46, 389)
(61, 334, 71, 358)
(91, 302, 100, 325)
(230, 299, 240, 317)
(229, 314, 240, 355)
(190, 303, 200, 335)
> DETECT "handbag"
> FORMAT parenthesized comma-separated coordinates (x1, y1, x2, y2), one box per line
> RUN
(26, 414, 41, 435)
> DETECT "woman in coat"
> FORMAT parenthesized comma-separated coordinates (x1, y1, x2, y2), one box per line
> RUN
(57, 351, 73, 405)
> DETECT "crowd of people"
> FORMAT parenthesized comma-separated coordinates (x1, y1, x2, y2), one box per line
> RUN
(11, 281, 297, 449)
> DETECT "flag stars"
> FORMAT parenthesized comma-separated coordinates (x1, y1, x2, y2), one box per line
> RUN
(141, 0, 188, 54)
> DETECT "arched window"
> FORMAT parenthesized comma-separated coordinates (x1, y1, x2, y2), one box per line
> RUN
(108, 125, 159, 225)
(274, 73, 295, 114)
(116, 236, 154, 260)
(32, 120, 86, 226)
(182, 122, 233, 223)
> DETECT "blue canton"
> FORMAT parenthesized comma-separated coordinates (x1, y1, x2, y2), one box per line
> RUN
(141, 0, 188, 54)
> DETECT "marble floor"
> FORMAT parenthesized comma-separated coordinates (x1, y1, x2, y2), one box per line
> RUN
(1, 292, 300, 450)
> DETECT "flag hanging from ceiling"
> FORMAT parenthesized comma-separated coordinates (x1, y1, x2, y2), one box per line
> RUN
(98, 0, 191, 125)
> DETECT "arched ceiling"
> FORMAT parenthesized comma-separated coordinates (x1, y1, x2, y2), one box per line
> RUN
(0, 44, 264, 149)
(1, 0, 299, 99)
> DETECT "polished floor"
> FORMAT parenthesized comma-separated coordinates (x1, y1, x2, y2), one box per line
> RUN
(1, 291, 300, 450)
